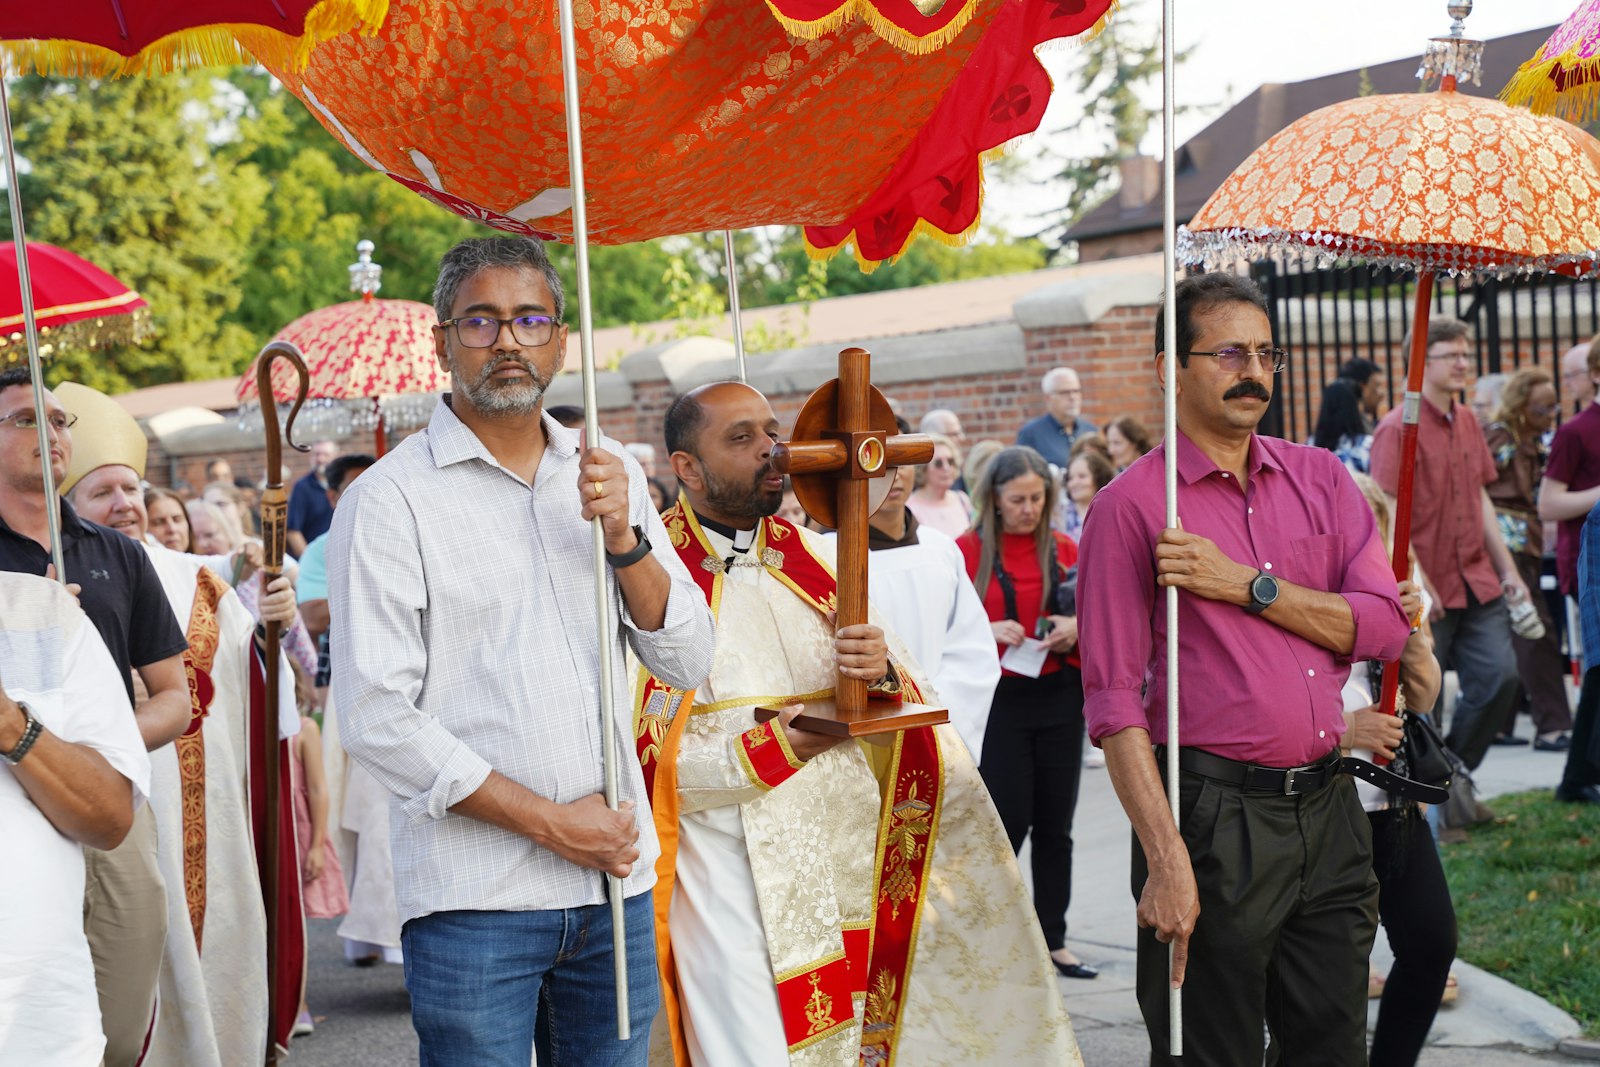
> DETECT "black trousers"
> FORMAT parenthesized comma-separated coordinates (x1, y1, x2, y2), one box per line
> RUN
(1561, 666, 1600, 793)
(979, 667, 1085, 951)
(1132, 767, 1378, 1067)
(1366, 808, 1458, 1067)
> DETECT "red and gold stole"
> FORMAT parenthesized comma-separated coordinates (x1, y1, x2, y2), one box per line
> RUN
(635, 498, 943, 1065)
(174, 567, 228, 951)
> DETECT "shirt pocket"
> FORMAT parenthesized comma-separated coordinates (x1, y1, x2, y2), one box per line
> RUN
(1288, 533, 1346, 593)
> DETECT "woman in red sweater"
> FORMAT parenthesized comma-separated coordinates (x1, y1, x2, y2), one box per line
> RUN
(958, 446, 1095, 979)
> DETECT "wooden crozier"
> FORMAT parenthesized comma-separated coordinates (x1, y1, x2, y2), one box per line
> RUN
(753, 347, 949, 737)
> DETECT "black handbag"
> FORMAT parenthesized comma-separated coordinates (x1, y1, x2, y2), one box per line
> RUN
(1341, 708, 1454, 805)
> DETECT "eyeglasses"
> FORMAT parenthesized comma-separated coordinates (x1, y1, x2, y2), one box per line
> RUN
(1186, 346, 1288, 373)
(0, 410, 78, 432)
(1049, 389, 1082, 398)
(1531, 403, 1561, 417)
(928, 457, 957, 469)
(1425, 351, 1472, 365)
(440, 315, 561, 348)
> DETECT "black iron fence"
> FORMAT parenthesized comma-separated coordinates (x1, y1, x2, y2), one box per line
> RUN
(1249, 256, 1600, 442)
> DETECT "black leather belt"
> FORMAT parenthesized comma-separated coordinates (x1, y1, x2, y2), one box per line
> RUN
(1155, 745, 1342, 797)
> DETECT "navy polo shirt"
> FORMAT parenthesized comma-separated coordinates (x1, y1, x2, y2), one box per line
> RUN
(287, 472, 334, 543)
(0, 498, 188, 705)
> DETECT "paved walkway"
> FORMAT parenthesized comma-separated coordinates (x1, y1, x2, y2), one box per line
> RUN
(1054, 735, 1591, 1065)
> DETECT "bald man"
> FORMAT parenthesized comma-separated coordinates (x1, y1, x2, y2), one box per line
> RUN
(637, 381, 1078, 1066)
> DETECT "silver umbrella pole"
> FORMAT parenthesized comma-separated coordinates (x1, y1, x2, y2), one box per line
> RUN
(554, 0, 629, 1040)
(723, 230, 748, 382)
(1160, 0, 1183, 1054)
(0, 78, 66, 583)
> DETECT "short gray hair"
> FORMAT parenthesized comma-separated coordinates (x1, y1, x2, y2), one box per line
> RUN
(918, 409, 961, 435)
(433, 237, 566, 323)
(1041, 367, 1079, 394)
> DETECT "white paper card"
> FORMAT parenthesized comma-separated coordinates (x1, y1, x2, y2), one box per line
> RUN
(1000, 637, 1050, 678)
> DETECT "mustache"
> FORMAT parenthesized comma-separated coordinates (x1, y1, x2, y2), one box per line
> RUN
(1224, 381, 1271, 401)
(477, 355, 540, 384)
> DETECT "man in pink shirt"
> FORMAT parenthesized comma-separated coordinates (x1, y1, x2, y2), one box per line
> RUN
(1371, 318, 1526, 773)
(1078, 273, 1409, 1067)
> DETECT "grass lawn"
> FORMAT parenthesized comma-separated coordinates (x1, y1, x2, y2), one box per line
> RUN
(1438, 789, 1600, 1035)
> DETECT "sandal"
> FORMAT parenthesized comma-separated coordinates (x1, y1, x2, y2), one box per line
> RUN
(1440, 973, 1459, 1006)
(1368, 970, 1386, 999)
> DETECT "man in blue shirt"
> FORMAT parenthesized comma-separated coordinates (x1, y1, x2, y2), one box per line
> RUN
(1016, 367, 1097, 470)
(1562, 502, 1600, 803)
(286, 439, 340, 556)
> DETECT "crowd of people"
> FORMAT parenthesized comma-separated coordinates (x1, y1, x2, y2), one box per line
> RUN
(5, 234, 1599, 1067)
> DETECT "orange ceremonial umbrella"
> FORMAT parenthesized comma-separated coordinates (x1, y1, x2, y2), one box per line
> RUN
(236, 242, 446, 454)
(1501, 0, 1600, 123)
(253, 0, 1113, 270)
(1180, 11, 1600, 728)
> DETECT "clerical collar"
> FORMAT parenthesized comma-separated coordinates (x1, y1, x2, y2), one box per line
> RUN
(696, 514, 757, 553)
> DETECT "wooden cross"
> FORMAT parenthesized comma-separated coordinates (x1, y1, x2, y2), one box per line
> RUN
(754, 347, 950, 736)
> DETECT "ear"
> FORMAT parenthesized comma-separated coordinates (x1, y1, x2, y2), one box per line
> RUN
(668, 449, 703, 492)
(433, 324, 450, 372)
(1155, 352, 1179, 395)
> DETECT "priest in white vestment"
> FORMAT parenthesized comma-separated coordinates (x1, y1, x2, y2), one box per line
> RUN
(637, 383, 1079, 1067)
(58, 381, 305, 1064)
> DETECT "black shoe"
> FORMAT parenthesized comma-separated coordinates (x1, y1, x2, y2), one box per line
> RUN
(1534, 734, 1572, 752)
(1491, 734, 1530, 746)
(1554, 784, 1600, 804)
(1053, 959, 1099, 979)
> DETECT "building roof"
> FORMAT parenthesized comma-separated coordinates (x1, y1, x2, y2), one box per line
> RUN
(1064, 26, 1558, 245)
(111, 261, 1118, 418)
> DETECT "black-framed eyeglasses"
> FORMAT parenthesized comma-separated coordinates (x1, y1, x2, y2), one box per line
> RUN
(440, 315, 561, 349)
(0, 410, 78, 432)
(1186, 346, 1288, 373)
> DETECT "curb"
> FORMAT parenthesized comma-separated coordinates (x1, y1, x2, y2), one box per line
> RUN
(1560, 1038, 1600, 1061)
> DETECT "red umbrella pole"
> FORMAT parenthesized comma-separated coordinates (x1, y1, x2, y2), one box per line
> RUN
(1377, 271, 1435, 733)
(372, 398, 387, 457)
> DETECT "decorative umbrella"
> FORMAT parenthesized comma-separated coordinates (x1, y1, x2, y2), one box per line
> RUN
(255, 0, 1112, 270)
(236, 240, 447, 454)
(0, 241, 150, 360)
(1180, 7, 1600, 723)
(1501, 0, 1600, 123)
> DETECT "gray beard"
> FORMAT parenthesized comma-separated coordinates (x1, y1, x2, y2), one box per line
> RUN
(451, 354, 550, 417)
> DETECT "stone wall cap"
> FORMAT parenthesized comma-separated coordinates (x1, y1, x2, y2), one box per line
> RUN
(1013, 253, 1164, 330)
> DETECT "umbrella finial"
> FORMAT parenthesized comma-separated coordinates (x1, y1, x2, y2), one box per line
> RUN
(1419, 0, 1484, 89)
(349, 239, 382, 301)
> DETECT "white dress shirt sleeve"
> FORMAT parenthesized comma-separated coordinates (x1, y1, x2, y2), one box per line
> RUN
(330, 476, 492, 824)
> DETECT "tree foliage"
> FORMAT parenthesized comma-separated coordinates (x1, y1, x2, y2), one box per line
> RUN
(5, 70, 1053, 392)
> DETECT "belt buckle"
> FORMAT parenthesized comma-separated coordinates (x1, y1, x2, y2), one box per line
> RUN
(1282, 768, 1300, 796)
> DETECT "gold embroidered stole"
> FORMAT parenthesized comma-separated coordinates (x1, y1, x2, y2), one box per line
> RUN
(175, 567, 227, 951)
(636, 498, 944, 1064)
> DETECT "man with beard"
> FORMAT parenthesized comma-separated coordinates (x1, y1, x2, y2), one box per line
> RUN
(1077, 273, 1409, 1067)
(636, 381, 1079, 1067)
(329, 236, 715, 1067)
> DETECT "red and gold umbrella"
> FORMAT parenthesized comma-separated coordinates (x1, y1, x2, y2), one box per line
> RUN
(1501, 0, 1600, 123)
(0, 241, 150, 360)
(256, 0, 1112, 269)
(236, 243, 445, 454)
(1181, 24, 1600, 725)
(0, 0, 388, 76)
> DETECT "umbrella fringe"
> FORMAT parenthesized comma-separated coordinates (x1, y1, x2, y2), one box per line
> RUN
(0, 0, 389, 77)
(1500, 44, 1600, 126)
(763, 0, 980, 57)
(0, 306, 152, 359)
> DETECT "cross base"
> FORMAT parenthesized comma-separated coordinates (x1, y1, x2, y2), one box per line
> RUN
(753, 697, 949, 737)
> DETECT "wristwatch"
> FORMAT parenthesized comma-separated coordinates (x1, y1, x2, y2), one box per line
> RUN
(605, 525, 652, 569)
(1, 701, 43, 766)
(1245, 571, 1279, 616)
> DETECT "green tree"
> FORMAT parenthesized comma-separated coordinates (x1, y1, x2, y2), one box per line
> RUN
(5, 74, 269, 392)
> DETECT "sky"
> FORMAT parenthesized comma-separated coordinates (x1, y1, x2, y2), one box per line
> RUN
(987, 0, 1582, 235)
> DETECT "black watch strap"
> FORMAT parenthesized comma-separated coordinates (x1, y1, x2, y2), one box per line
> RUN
(2, 701, 43, 766)
(606, 526, 651, 569)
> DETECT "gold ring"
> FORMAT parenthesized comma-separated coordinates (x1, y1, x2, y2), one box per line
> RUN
(593, 481, 605, 499)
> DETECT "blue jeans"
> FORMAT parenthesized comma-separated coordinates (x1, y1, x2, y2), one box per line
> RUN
(402, 891, 659, 1067)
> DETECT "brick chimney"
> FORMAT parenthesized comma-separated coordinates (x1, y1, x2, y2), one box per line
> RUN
(1118, 155, 1160, 212)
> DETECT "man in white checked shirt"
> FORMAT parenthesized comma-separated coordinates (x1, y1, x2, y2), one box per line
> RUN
(330, 237, 715, 1067)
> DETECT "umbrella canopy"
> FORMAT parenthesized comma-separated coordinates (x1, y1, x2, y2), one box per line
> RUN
(254, 0, 1112, 269)
(1179, 88, 1600, 279)
(1501, 0, 1600, 123)
(0, 241, 149, 359)
(0, 0, 389, 76)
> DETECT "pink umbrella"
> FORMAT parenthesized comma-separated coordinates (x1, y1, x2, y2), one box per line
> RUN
(1501, 0, 1600, 122)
